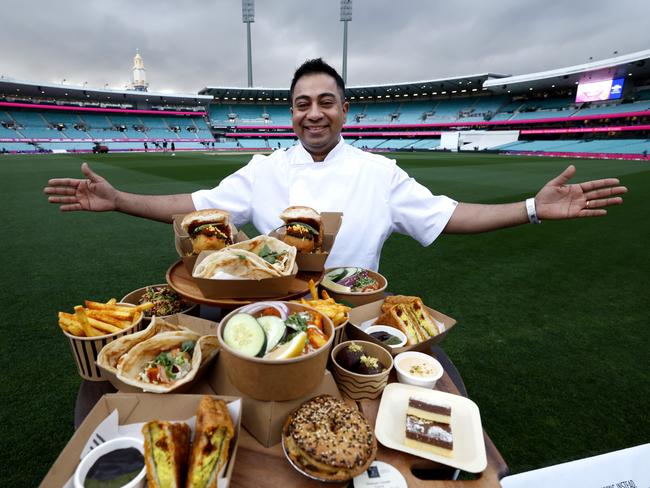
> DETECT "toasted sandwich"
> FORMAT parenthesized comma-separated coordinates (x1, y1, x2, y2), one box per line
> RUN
(186, 396, 235, 488)
(378, 296, 443, 345)
(142, 420, 190, 488)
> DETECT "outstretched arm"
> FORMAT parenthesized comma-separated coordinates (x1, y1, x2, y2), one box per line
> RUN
(44, 162, 196, 223)
(443, 165, 627, 234)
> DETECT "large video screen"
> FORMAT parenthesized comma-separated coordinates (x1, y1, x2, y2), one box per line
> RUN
(575, 77, 625, 103)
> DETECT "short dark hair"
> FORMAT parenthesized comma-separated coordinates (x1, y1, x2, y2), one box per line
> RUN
(289, 58, 346, 103)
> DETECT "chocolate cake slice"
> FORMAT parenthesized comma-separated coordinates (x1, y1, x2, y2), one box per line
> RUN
(407, 396, 451, 424)
(404, 414, 453, 457)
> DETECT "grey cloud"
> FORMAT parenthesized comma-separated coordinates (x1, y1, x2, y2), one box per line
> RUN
(0, 0, 648, 92)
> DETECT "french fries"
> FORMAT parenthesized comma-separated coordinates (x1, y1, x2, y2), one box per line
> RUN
(57, 299, 149, 338)
(295, 280, 351, 328)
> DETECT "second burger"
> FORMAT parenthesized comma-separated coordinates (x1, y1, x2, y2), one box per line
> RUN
(278, 206, 323, 253)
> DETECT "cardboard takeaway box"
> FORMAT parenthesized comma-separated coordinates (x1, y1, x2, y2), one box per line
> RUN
(173, 213, 248, 274)
(208, 353, 341, 448)
(269, 211, 343, 272)
(346, 299, 457, 355)
(97, 313, 220, 392)
(40, 393, 242, 488)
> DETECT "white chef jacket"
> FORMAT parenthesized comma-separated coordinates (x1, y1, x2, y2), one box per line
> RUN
(192, 139, 458, 271)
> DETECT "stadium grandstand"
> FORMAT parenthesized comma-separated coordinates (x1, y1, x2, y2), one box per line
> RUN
(0, 79, 215, 154)
(2, 50, 650, 158)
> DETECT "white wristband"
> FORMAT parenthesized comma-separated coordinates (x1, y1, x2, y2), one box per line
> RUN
(526, 198, 541, 224)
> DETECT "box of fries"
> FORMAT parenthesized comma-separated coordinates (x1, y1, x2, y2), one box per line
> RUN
(58, 299, 148, 381)
(293, 279, 352, 347)
(269, 211, 342, 272)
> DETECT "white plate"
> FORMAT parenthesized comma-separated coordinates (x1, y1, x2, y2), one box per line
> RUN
(374, 383, 487, 473)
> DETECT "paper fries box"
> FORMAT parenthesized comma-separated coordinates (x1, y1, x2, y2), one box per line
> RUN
(63, 303, 145, 382)
(208, 353, 340, 447)
(97, 313, 220, 392)
(40, 393, 241, 488)
(269, 211, 343, 272)
(346, 299, 457, 355)
(192, 251, 297, 298)
(173, 213, 247, 274)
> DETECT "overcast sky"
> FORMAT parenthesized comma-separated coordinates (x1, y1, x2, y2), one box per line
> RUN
(1, 0, 648, 94)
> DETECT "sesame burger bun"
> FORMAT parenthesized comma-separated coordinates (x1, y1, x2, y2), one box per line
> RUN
(280, 206, 321, 225)
(181, 209, 230, 230)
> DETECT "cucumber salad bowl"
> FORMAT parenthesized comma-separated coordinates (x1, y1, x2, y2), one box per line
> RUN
(217, 301, 334, 401)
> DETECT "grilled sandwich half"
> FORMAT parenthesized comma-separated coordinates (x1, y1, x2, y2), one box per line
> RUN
(378, 296, 442, 345)
(186, 396, 235, 488)
(142, 420, 190, 488)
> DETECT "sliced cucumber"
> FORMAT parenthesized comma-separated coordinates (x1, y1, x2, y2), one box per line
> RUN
(327, 267, 361, 283)
(257, 315, 287, 354)
(223, 313, 267, 358)
(326, 267, 349, 282)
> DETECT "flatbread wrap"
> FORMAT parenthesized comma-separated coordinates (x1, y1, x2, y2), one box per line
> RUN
(226, 235, 297, 276)
(96, 317, 186, 373)
(116, 330, 220, 393)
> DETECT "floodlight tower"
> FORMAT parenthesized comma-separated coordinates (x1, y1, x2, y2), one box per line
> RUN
(340, 0, 352, 84)
(242, 0, 255, 87)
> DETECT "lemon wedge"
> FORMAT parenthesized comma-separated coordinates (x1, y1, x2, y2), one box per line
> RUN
(265, 331, 307, 360)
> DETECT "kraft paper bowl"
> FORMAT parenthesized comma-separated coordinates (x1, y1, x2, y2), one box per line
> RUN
(330, 340, 393, 401)
(63, 303, 144, 381)
(120, 284, 197, 324)
(321, 268, 388, 306)
(217, 302, 334, 401)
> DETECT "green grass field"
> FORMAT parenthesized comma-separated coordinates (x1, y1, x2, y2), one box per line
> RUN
(2, 151, 648, 486)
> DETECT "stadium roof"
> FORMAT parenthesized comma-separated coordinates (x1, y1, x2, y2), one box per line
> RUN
(3, 49, 649, 106)
(0, 77, 212, 107)
(484, 49, 650, 94)
(199, 73, 509, 102)
(201, 50, 650, 101)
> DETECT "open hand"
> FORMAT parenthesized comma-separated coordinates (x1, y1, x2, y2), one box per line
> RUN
(43, 162, 118, 212)
(535, 165, 627, 220)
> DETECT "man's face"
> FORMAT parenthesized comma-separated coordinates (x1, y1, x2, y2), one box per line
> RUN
(291, 73, 349, 161)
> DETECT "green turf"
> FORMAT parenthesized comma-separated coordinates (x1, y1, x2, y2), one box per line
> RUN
(2, 151, 648, 486)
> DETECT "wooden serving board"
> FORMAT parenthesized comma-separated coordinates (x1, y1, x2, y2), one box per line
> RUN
(165, 259, 323, 308)
(228, 369, 509, 487)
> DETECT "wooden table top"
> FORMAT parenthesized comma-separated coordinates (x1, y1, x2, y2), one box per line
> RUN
(229, 369, 509, 487)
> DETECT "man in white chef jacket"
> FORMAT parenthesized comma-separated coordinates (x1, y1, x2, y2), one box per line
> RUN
(44, 59, 627, 270)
